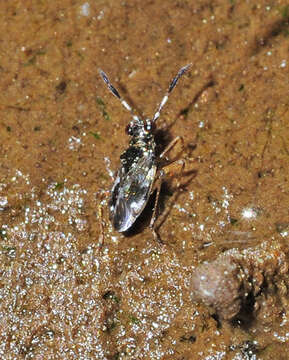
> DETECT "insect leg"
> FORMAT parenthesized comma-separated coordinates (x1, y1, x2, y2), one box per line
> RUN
(99, 69, 140, 122)
(159, 135, 184, 159)
(104, 156, 115, 181)
(150, 136, 186, 240)
(150, 159, 186, 241)
(96, 190, 110, 247)
(149, 175, 163, 243)
(162, 159, 186, 188)
(153, 64, 191, 123)
(97, 201, 105, 246)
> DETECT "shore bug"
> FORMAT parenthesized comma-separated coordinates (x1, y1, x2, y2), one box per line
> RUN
(99, 64, 191, 240)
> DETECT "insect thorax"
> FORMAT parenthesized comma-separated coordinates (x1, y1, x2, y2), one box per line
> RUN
(120, 135, 155, 174)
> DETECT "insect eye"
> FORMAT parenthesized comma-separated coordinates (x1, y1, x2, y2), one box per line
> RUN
(125, 124, 133, 135)
(144, 121, 155, 132)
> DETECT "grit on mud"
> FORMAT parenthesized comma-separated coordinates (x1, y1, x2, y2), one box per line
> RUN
(0, 1, 289, 359)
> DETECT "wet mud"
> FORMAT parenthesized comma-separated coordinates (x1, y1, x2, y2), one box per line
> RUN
(0, 0, 289, 359)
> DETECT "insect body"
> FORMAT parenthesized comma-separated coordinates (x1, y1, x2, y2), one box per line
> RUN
(99, 64, 190, 238)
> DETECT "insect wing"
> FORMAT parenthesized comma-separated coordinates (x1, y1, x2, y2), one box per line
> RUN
(109, 156, 156, 232)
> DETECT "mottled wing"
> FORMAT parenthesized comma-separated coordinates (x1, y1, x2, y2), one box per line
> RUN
(109, 155, 156, 232)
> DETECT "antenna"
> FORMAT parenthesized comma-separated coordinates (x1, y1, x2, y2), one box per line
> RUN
(152, 63, 191, 123)
(99, 69, 140, 123)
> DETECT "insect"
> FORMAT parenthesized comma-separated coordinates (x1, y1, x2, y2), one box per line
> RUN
(99, 64, 191, 240)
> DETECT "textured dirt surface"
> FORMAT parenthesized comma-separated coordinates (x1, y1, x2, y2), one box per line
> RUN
(190, 241, 289, 321)
(0, 0, 289, 359)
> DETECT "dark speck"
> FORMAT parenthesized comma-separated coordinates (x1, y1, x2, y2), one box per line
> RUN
(102, 290, 120, 303)
(56, 81, 67, 94)
(180, 334, 196, 343)
(229, 217, 238, 225)
(103, 290, 115, 300)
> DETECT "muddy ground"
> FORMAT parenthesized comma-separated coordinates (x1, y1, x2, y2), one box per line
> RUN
(0, 0, 289, 359)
